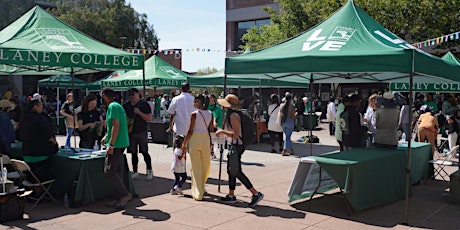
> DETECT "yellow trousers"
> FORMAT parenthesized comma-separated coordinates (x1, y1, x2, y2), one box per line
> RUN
(188, 133, 211, 200)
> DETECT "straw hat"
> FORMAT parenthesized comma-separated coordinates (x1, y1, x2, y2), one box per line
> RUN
(0, 99, 12, 109)
(217, 94, 240, 111)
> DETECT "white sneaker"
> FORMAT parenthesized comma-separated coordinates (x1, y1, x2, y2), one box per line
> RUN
(146, 170, 154, 181)
(170, 189, 178, 195)
(131, 172, 139, 179)
(174, 186, 183, 195)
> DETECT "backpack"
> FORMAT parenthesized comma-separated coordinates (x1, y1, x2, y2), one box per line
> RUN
(228, 110, 255, 147)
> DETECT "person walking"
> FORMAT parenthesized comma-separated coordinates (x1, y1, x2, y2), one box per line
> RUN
(60, 92, 78, 147)
(267, 94, 283, 153)
(100, 87, 132, 209)
(183, 94, 213, 201)
(170, 135, 187, 195)
(168, 82, 195, 138)
(207, 94, 223, 158)
(279, 94, 296, 156)
(77, 94, 104, 149)
(123, 88, 154, 181)
(216, 94, 264, 207)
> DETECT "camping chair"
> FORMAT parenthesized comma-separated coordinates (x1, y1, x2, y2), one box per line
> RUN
(429, 145, 459, 184)
(0, 155, 21, 181)
(10, 159, 56, 213)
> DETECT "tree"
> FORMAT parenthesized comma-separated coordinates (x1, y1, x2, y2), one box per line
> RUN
(196, 67, 218, 75)
(241, 0, 460, 52)
(50, 0, 159, 49)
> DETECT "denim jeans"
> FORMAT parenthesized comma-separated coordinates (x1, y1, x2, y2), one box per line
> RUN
(65, 127, 74, 147)
(281, 118, 295, 150)
(173, 172, 187, 189)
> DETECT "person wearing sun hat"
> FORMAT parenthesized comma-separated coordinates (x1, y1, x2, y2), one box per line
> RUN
(216, 94, 264, 208)
(374, 92, 400, 149)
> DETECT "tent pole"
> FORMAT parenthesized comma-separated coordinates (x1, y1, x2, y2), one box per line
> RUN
(71, 68, 77, 149)
(143, 65, 146, 99)
(309, 75, 314, 156)
(403, 52, 415, 225)
(223, 74, 227, 97)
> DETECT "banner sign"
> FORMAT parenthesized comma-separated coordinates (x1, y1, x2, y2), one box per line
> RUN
(101, 78, 185, 88)
(390, 82, 460, 92)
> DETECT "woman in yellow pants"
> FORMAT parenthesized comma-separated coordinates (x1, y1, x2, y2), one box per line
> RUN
(184, 94, 214, 201)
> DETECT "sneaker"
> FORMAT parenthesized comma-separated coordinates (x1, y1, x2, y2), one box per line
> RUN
(170, 189, 178, 195)
(105, 200, 119, 207)
(220, 194, 237, 204)
(174, 186, 183, 195)
(146, 170, 154, 181)
(248, 192, 264, 207)
(131, 172, 139, 179)
(116, 194, 132, 209)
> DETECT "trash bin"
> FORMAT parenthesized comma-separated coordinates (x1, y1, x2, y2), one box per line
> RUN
(450, 170, 460, 205)
(302, 113, 318, 130)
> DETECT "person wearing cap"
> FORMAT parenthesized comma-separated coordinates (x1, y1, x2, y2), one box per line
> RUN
(417, 105, 439, 154)
(374, 92, 400, 149)
(19, 97, 57, 182)
(216, 94, 264, 207)
(100, 87, 132, 209)
(60, 92, 78, 147)
(123, 88, 154, 181)
(0, 99, 14, 155)
(168, 82, 195, 137)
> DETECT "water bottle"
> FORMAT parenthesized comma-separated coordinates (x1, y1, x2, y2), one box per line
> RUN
(1, 167, 7, 183)
(93, 143, 99, 151)
(401, 133, 406, 142)
(64, 193, 70, 208)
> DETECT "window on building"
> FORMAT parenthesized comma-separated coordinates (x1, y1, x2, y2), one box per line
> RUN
(236, 19, 271, 50)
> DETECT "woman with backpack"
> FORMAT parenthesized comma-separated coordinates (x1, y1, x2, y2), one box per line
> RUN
(278, 94, 296, 156)
(267, 94, 283, 153)
(183, 94, 214, 201)
(216, 94, 264, 207)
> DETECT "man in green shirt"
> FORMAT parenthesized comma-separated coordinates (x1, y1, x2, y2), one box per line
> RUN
(101, 87, 131, 209)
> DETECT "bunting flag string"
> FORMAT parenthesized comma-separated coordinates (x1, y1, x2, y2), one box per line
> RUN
(123, 48, 242, 55)
(412, 31, 460, 49)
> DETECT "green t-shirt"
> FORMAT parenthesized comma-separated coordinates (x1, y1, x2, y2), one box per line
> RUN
(106, 102, 129, 148)
(208, 103, 223, 128)
(423, 101, 438, 113)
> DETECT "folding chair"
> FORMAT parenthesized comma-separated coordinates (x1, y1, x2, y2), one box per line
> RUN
(10, 159, 56, 213)
(0, 155, 21, 180)
(437, 137, 449, 155)
(430, 145, 459, 184)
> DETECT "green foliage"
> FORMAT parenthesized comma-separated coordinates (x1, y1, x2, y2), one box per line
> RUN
(50, 0, 159, 49)
(0, 0, 36, 29)
(240, 0, 460, 51)
(195, 67, 218, 76)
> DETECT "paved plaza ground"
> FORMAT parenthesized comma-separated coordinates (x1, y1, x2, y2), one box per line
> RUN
(1, 120, 460, 229)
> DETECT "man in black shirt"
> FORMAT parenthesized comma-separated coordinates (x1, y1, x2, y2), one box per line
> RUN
(123, 88, 153, 180)
(341, 94, 367, 150)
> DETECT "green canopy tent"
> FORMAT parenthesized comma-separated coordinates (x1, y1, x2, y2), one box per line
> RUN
(86, 70, 126, 92)
(225, 0, 460, 222)
(38, 75, 87, 88)
(0, 6, 144, 75)
(0, 6, 144, 147)
(441, 51, 460, 65)
(188, 69, 307, 88)
(101, 55, 188, 90)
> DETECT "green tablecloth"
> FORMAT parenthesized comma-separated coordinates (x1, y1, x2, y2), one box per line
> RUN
(311, 146, 417, 211)
(49, 151, 136, 205)
(397, 142, 432, 183)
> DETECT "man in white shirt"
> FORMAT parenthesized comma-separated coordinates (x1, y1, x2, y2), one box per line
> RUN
(326, 96, 337, 136)
(168, 82, 195, 137)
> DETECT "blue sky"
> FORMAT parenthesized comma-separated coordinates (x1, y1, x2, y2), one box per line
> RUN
(127, 0, 226, 72)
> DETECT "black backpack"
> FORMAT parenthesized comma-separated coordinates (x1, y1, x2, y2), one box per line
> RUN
(228, 110, 255, 147)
